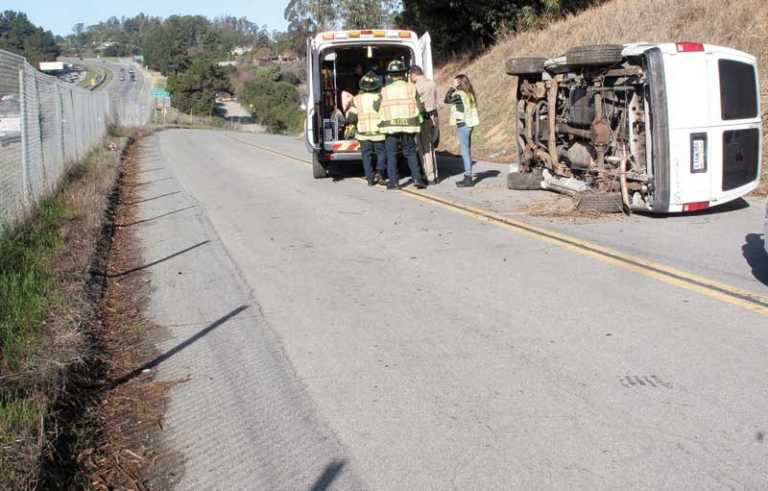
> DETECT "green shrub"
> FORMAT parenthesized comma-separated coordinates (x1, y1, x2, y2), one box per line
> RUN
(240, 78, 303, 134)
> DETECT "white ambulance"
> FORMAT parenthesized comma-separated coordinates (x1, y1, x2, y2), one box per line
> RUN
(304, 29, 433, 178)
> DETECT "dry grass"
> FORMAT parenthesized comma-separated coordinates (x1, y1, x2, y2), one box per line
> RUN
(0, 141, 123, 489)
(435, 0, 768, 192)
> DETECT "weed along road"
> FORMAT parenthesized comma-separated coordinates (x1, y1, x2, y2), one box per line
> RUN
(134, 128, 768, 489)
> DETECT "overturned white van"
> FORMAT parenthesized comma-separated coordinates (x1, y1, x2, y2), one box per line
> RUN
(506, 43, 762, 213)
(305, 29, 433, 178)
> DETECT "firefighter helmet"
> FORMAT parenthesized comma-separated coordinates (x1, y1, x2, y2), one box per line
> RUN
(359, 70, 382, 92)
(386, 60, 408, 74)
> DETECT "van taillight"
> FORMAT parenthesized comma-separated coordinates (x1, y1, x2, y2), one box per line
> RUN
(683, 201, 710, 212)
(676, 42, 705, 53)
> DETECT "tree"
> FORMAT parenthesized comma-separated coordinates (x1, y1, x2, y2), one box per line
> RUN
(0, 11, 60, 66)
(337, 0, 399, 29)
(167, 57, 230, 115)
(398, 0, 596, 57)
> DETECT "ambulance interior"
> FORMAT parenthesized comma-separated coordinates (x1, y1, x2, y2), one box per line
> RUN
(318, 45, 413, 143)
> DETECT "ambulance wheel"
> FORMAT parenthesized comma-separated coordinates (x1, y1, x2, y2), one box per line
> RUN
(312, 152, 328, 179)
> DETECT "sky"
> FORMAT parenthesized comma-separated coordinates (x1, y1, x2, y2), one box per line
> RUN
(5, 0, 291, 36)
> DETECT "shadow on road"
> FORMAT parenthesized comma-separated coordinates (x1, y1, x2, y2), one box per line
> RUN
(743, 233, 768, 287)
(435, 151, 469, 182)
(104, 240, 210, 278)
(327, 151, 486, 184)
(125, 191, 182, 206)
(473, 169, 501, 184)
(126, 176, 174, 188)
(108, 305, 250, 389)
(310, 460, 347, 491)
(119, 205, 196, 227)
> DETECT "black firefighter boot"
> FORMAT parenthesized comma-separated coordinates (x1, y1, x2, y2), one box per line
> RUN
(455, 175, 474, 188)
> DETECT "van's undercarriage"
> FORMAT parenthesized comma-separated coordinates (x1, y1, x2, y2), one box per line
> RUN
(507, 45, 656, 213)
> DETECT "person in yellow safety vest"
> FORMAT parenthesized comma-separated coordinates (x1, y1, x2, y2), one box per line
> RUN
(445, 73, 480, 188)
(346, 71, 387, 186)
(376, 60, 427, 190)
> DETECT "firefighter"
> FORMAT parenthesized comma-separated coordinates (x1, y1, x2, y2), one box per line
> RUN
(346, 71, 387, 186)
(377, 60, 427, 190)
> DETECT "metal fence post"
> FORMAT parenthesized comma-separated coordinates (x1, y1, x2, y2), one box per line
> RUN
(18, 67, 29, 211)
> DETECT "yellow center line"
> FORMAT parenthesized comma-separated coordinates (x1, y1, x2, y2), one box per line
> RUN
(228, 134, 768, 317)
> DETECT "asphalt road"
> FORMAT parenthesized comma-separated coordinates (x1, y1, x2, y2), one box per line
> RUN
(133, 129, 768, 490)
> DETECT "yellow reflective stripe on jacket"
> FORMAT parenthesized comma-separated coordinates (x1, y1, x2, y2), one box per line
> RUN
(353, 93, 385, 141)
(379, 80, 422, 134)
(449, 90, 480, 128)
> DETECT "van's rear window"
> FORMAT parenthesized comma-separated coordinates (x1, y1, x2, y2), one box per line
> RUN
(722, 128, 759, 191)
(719, 59, 758, 120)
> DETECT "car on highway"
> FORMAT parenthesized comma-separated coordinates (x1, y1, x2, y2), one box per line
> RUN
(0, 94, 21, 145)
(304, 29, 433, 178)
(505, 42, 762, 213)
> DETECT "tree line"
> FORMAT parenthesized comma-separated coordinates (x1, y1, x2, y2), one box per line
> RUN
(2, 1, 602, 131)
(0, 11, 60, 66)
(283, 0, 602, 58)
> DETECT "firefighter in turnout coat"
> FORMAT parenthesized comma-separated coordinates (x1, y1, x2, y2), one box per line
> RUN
(346, 71, 387, 185)
(376, 60, 427, 189)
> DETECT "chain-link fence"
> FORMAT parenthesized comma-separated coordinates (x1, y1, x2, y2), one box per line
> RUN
(0, 50, 152, 226)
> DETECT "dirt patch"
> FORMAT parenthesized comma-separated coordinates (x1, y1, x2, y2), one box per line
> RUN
(525, 195, 627, 222)
(64, 133, 182, 490)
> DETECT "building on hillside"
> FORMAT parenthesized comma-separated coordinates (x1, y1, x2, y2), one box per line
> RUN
(231, 46, 254, 57)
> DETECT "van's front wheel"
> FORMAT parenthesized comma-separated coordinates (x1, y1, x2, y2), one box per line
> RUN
(312, 152, 328, 179)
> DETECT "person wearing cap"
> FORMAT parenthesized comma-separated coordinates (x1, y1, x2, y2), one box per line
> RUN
(346, 71, 386, 186)
(410, 65, 439, 184)
(377, 60, 427, 190)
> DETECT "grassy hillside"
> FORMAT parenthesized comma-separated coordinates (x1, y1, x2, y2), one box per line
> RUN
(435, 0, 768, 192)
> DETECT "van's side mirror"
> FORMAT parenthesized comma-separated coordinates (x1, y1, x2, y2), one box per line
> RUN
(300, 96, 307, 111)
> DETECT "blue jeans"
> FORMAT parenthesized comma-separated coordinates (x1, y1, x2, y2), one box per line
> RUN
(457, 126, 473, 176)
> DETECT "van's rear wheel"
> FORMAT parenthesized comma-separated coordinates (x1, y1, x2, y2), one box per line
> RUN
(312, 152, 328, 179)
(564, 45, 624, 68)
(505, 57, 547, 76)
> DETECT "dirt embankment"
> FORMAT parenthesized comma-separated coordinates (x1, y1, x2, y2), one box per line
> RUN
(434, 0, 768, 193)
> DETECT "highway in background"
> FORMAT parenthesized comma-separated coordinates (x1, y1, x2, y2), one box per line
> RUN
(131, 128, 767, 490)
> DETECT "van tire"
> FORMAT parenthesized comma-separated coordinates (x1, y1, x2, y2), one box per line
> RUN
(505, 57, 547, 76)
(565, 45, 623, 68)
(575, 192, 623, 213)
(312, 152, 328, 179)
(507, 170, 543, 190)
